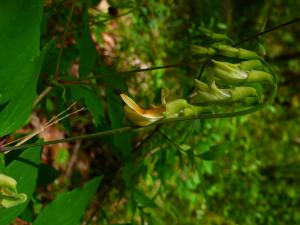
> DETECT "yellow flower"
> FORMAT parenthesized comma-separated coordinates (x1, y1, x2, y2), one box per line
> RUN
(120, 94, 165, 126)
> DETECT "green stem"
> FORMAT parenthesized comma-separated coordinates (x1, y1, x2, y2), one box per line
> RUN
(57, 61, 203, 84)
(1, 104, 266, 153)
(89, 8, 137, 27)
(233, 16, 300, 46)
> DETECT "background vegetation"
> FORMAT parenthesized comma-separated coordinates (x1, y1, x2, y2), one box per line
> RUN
(0, 0, 300, 224)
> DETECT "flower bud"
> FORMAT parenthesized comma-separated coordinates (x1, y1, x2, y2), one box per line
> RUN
(0, 173, 17, 192)
(246, 70, 275, 84)
(164, 99, 188, 118)
(197, 28, 234, 43)
(0, 173, 27, 208)
(213, 44, 261, 59)
(240, 60, 265, 71)
(190, 45, 216, 56)
(230, 86, 258, 101)
(210, 60, 247, 84)
(213, 44, 239, 57)
(0, 193, 27, 208)
(238, 48, 261, 59)
(194, 80, 231, 102)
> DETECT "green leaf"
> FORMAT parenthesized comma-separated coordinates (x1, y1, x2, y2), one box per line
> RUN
(107, 88, 132, 160)
(68, 86, 104, 126)
(0, 143, 42, 225)
(33, 176, 102, 225)
(0, 0, 42, 104)
(0, 41, 53, 137)
(94, 62, 127, 91)
(199, 143, 228, 161)
(79, 8, 97, 77)
(107, 88, 124, 128)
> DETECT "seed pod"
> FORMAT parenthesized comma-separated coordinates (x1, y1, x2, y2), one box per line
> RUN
(210, 60, 248, 84)
(190, 45, 216, 56)
(246, 70, 275, 84)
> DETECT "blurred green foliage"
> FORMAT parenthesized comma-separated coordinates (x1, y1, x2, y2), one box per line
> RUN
(2, 0, 300, 224)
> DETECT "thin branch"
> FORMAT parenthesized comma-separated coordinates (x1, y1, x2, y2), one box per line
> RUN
(33, 86, 53, 107)
(233, 16, 300, 47)
(89, 8, 137, 27)
(57, 61, 203, 84)
(120, 61, 202, 75)
(1, 103, 266, 153)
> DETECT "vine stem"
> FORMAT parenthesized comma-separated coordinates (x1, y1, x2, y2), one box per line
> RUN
(1, 104, 265, 153)
(233, 16, 300, 46)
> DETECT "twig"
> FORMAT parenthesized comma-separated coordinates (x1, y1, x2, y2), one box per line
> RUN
(33, 86, 53, 107)
(89, 8, 137, 27)
(65, 140, 81, 179)
(4, 103, 83, 147)
(233, 16, 300, 46)
(1, 103, 266, 153)
(57, 61, 203, 84)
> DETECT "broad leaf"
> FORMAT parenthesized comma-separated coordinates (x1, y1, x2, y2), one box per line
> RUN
(68, 86, 104, 126)
(0, 42, 53, 137)
(107, 88, 132, 160)
(33, 176, 102, 225)
(0, 143, 42, 225)
(0, 0, 42, 104)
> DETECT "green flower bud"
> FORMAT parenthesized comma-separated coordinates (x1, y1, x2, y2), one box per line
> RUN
(210, 60, 247, 84)
(230, 86, 258, 101)
(240, 60, 265, 71)
(0, 193, 27, 208)
(213, 44, 239, 57)
(164, 99, 189, 118)
(190, 45, 216, 56)
(246, 70, 275, 84)
(213, 44, 261, 59)
(0, 173, 17, 192)
(238, 48, 261, 59)
(194, 80, 231, 102)
(197, 28, 234, 43)
(0, 173, 27, 208)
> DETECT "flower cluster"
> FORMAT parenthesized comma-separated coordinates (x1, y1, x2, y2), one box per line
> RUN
(120, 28, 276, 126)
